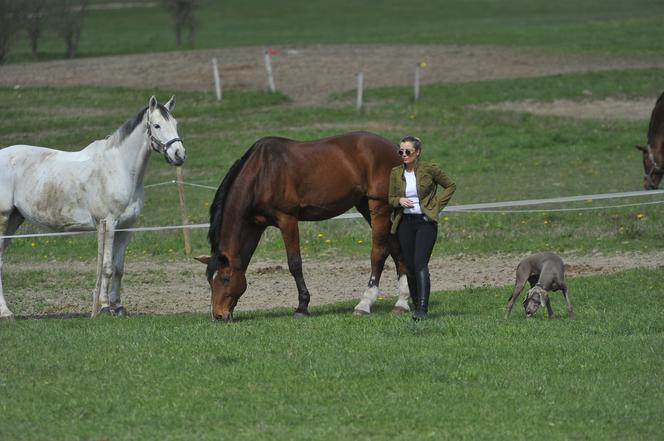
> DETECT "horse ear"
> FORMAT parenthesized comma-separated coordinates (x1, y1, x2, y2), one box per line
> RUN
(194, 255, 211, 265)
(148, 96, 158, 113)
(165, 95, 176, 112)
(635, 144, 647, 152)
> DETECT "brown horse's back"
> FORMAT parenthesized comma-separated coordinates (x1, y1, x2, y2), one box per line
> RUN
(243, 132, 400, 221)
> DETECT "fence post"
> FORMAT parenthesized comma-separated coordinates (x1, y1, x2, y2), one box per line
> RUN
(91, 219, 106, 318)
(212, 57, 222, 102)
(414, 62, 421, 102)
(356, 71, 364, 111)
(264, 48, 276, 92)
(175, 167, 192, 256)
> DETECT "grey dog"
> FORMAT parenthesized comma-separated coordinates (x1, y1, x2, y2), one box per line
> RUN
(505, 252, 574, 319)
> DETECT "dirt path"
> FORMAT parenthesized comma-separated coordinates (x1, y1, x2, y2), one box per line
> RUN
(6, 250, 663, 317)
(2, 44, 663, 106)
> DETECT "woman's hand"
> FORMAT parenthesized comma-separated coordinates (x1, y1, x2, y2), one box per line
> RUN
(399, 198, 414, 208)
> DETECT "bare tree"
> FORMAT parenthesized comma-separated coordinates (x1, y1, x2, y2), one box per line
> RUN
(53, 0, 88, 58)
(23, 0, 48, 55)
(161, 0, 200, 46)
(0, 0, 22, 64)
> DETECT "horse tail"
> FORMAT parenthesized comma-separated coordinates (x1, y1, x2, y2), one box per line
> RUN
(207, 141, 259, 264)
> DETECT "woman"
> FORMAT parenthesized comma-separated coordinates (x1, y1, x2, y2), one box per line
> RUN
(389, 136, 456, 320)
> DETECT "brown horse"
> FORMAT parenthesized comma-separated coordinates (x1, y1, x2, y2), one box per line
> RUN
(636, 91, 664, 189)
(197, 132, 410, 321)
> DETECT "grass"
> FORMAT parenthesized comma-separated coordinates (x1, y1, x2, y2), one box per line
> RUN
(1, 267, 662, 440)
(3, 0, 664, 63)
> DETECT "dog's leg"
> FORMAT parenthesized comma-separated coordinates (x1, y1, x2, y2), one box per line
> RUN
(562, 284, 574, 319)
(505, 279, 526, 319)
(544, 293, 554, 319)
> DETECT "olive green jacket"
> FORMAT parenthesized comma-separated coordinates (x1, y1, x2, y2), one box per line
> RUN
(388, 160, 457, 234)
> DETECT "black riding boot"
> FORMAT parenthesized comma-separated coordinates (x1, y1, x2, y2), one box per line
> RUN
(407, 275, 418, 307)
(412, 268, 430, 321)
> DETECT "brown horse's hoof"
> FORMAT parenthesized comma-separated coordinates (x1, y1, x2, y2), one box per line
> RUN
(392, 306, 409, 315)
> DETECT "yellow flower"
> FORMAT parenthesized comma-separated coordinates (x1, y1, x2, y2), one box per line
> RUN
(443, 216, 449, 222)
(31, 242, 37, 248)
(317, 233, 324, 238)
(324, 239, 332, 245)
(636, 213, 646, 220)
(356, 240, 364, 244)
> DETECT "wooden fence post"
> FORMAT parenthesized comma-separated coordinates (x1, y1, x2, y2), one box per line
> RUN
(414, 62, 421, 102)
(356, 71, 364, 111)
(176, 167, 192, 256)
(212, 57, 223, 102)
(264, 48, 276, 92)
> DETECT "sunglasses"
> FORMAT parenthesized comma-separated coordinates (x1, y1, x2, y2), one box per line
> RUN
(398, 149, 415, 157)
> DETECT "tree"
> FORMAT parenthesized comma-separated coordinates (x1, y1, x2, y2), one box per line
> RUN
(53, 0, 88, 58)
(161, 0, 200, 46)
(23, 0, 48, 55)
(0, 0, 22, 64)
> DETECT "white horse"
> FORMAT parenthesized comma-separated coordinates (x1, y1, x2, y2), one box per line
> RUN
(0, 96, 186, 318)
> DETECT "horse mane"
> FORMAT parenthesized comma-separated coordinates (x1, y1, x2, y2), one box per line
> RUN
(107, 104, 170, 147)
(206, 141, 259, 278)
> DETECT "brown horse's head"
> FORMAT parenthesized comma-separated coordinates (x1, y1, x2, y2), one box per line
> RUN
(195, 254, 247, 321)
(636, 144, 664, 190)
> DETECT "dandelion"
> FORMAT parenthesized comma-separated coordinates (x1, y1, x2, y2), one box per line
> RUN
(443, 216, 449, 222)
(543, 219, 550, 224)
(324, 239, 332, 245)
(356, 239, 364, 244)
(31, 242, 37, 248)
(317, 233, 325, 239)
(636, 213, 646, 220)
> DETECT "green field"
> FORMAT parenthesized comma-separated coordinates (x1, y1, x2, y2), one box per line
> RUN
(1, 268, 663, 440)
(4, 0, 664, 63)
(2, 1, 664, 439)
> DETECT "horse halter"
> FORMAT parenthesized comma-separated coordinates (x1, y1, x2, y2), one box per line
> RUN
(146, 116, 182, 155)
(644, 144, 663, 189)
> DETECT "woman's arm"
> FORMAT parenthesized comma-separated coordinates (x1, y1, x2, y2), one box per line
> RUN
(431, 164, 457, 208)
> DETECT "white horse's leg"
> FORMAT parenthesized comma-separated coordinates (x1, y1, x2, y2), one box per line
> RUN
(0, 210, 25, 319)
(109, 231, 132, 315)
(98, 220, 116, 313)
(393, 274, 411, 312)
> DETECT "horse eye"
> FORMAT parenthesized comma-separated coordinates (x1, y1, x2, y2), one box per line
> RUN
(154, 124, 161, 129)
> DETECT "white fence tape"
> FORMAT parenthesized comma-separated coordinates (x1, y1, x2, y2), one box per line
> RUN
(2, 186, 663, 240)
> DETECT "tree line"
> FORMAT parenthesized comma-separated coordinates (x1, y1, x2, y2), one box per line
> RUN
(0, 0, 200, 64)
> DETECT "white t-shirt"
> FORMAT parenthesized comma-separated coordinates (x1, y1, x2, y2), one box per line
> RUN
(403, 170, 422, 214)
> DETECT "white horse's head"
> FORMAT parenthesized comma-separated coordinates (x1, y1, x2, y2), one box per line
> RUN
(146, 96, 186, 166)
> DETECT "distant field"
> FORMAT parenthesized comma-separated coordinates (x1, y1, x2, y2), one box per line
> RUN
(4, 0, 664, 63)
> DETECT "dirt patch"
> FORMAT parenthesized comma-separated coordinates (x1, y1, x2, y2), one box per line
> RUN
(5, 250, 663, 317)
(1, 44, 663, 106)
(472, 97, 655, 121)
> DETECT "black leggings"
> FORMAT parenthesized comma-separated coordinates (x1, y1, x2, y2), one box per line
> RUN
(397, 214, 437, 274)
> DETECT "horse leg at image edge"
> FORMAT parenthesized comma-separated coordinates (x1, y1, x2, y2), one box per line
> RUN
(277, 214, 311, 317)
(0, 209, 25, 319)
